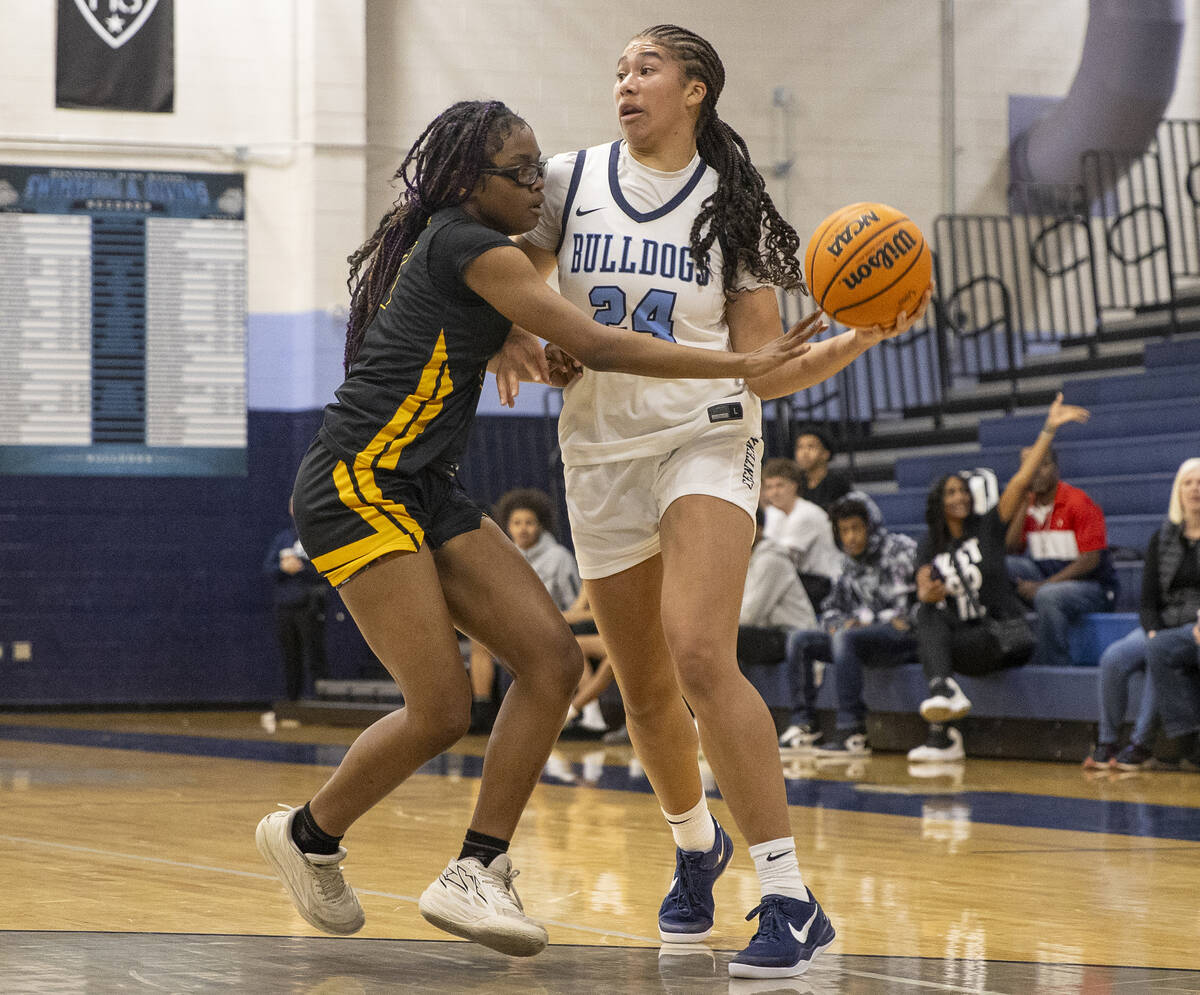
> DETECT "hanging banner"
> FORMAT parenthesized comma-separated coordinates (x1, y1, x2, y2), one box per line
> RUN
(56, 0, 174, 112)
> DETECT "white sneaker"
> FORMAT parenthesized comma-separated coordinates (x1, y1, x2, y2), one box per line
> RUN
(907, 727, 966, 763)
(907, 762, 966, 788)
(778, 724, 822, 752)
(814, 729, 872, 758)
(919, 677, 972, 723)
(419, 855, 548, 957)
(255, 807, 364, 935)
(579, 700, 607, 732)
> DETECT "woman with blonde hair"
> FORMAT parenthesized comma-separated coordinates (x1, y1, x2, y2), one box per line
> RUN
(1139, 457, 1200, 770)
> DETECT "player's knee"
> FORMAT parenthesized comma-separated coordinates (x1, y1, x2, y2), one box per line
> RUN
(409, 693, 471, 747)
(510, 630, 583, 701)
(671, 646, 728, 706)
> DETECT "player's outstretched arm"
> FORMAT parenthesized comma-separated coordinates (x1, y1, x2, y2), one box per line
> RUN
(465, 245, 815, 381)
(731, 287, 933, 400)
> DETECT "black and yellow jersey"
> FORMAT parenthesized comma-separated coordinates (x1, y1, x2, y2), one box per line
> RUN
(318, 206, 514, 475)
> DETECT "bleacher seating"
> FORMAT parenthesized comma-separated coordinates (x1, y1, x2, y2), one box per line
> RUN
(751, 337, 1199, 760)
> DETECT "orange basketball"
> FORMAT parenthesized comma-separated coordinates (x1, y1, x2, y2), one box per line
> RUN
(804, 202, 931, 328)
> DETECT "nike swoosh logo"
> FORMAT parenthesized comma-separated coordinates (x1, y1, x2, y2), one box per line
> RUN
(575, 206, 604, 216)
(790, 907, 819, 944)
(765, 849, 794, 862)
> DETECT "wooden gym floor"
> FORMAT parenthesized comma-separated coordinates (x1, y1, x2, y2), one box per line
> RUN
(2, 710, 1199, 993)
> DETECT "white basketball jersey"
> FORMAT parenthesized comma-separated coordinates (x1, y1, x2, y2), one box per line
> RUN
(525, 141, 762, 466)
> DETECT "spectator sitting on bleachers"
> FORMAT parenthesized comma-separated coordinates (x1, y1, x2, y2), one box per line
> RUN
(910, 393, 1089, 763)
(740, 506, 818, 632)
(761, 457, 843, 609)
(1004, 438, 1116, 668)
(1082, 462, 1200, 771)
(560, 589, 616, 739)
(793, 424, 853, 512)
(468, 488, 580, 733)
(1141, 457, 1200, 772)
(774, 492, 918, 758)
(737, 507, 818, 721)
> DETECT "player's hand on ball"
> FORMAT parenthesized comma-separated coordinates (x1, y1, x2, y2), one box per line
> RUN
(854, 286, 933, 344)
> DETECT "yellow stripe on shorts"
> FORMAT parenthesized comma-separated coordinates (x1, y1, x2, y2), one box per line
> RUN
(309, 460, 424, 586)
(309, 331, 454, 586)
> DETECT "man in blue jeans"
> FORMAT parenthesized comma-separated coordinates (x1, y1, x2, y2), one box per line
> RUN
(1005, 445, 1115, 667)
(778, 492, 919, 756)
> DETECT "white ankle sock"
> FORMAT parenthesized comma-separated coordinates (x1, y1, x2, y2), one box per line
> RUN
(748, 837, 808, 900)
(663, 796, 716, 852)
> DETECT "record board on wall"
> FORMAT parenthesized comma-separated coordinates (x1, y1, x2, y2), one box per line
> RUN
(0, 165, 247, 476)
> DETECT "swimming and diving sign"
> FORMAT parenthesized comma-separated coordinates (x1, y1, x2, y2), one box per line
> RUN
(0, 165, 246, 476)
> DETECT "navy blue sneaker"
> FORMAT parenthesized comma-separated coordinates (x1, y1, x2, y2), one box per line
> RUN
(728, 890, 835, 979)
(658, 817, 734, 942)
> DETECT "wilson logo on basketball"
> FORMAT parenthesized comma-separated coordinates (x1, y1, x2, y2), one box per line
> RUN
(840, 229, 919, 290)
(804, 201, 931, 327)
(825, 210, 880, 258)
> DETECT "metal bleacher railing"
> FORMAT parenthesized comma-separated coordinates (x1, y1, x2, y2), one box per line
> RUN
(785, 118, 1200, 467)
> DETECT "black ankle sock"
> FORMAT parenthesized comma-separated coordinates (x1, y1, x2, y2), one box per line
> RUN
(458, 829, 509, 867)
(291, 802, 342, 855)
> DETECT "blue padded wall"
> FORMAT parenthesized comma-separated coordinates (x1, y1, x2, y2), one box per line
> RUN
(0, 410, 560, 707)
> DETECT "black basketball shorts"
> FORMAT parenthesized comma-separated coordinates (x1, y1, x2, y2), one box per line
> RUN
(290, 438, 485, 587)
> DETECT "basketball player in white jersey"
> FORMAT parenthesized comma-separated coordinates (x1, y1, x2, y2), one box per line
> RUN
(514, 25, 929, 979)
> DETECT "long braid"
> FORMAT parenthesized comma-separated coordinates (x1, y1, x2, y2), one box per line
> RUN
(343, 100, 523, 372)
(638, 25, 805, 296)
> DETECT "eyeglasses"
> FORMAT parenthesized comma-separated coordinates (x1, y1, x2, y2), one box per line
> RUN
(478, 158, 547, 188)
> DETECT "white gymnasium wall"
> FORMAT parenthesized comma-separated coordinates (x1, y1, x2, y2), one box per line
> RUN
(0, 0, 365, 411)
(365, 0, 1200, 251)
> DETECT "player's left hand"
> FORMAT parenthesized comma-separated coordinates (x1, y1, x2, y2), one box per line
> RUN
(490, 325, 550, 407)
(546, 343, 583, 388)
(852, 285, 933, 345)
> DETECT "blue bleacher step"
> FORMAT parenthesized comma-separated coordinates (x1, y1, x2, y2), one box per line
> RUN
(1143, 335, 1200, 369)
(901, 386, 1059, 421)
(891, 514, 1161, 551)
(744, 612, 1143, 722)
(1064, 364, 1200, 405)
(978, 396, 1200, 447)
(870, 472, 1175, 526)
(1067, 613, 1141, 668)
(893, 431, 1200, 489)
(976, 340, 1144, 385)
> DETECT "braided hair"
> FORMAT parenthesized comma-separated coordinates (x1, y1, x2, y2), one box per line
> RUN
(636, 24, 804, 297)
(343, 100, 524, 372)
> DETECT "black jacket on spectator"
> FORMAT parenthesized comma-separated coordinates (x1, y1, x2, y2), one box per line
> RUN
(1141, 522, 1200, 631)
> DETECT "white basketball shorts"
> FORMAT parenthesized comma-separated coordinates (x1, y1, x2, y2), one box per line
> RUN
(565, 430, 764, 580)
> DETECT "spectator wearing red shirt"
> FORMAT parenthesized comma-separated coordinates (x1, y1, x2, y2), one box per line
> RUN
(1005, 443, 1116, 668)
